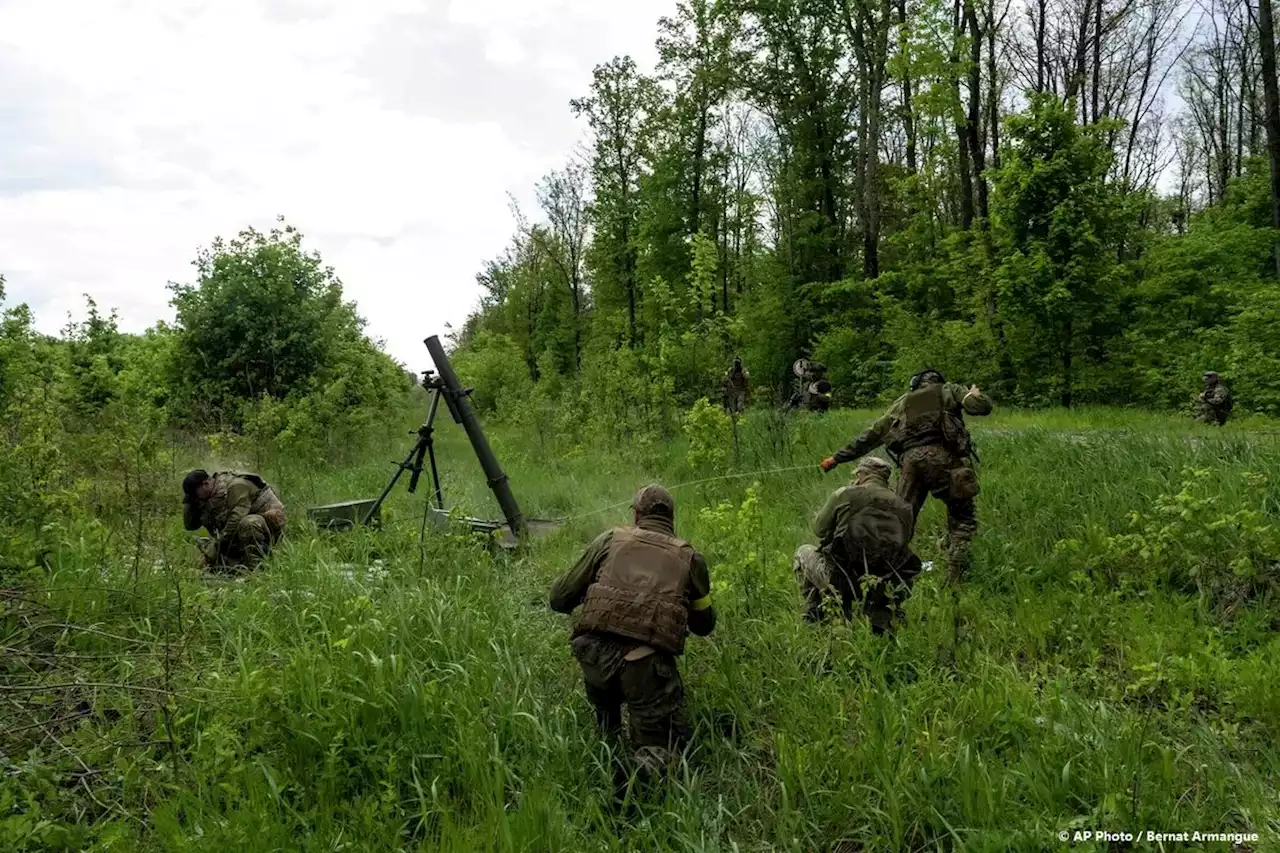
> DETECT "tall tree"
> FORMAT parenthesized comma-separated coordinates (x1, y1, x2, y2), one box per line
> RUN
(1254, 0, 1280, 275)
(572, 57, 662, 345)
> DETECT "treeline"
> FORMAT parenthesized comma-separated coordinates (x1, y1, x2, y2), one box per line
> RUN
(0, 220, 412, 570)
(454, 0, 1280, 429)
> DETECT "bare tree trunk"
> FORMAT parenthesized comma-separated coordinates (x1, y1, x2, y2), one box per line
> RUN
(954, 0, 975, 228)
(966, 0, 989, 220)
(899, 0, 919, 172)
(1255, 0, 1280, 275)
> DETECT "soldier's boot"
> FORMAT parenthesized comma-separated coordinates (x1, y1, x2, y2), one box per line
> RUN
(944, 505, 978, 586)
(945, 538, 973, 586)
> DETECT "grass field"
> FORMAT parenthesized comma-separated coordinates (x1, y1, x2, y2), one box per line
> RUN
(6, 404, 1280, 851)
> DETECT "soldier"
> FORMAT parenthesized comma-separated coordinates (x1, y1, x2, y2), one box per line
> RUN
(819, 369, 992, 584)
(550, 484, 716, 782)
(182, 469, 287, 571)
(789, 362, 833, 412)
(794, 456, 921, 634)
(722, 356, 750, 415)
(1197, 371, 1233, 426)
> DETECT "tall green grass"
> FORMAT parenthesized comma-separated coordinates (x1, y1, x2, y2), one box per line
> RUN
(4, 406, 1278, 851)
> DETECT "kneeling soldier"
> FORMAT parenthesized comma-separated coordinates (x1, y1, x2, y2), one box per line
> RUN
(182, 469, 286, 571)
(795, 456, 921, 634)
(550, 484, 716, 781)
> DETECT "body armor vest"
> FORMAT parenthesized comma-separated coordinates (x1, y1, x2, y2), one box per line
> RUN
(205, 472, 284, 532)
(574, 526, 696, 655)
(890, 384, 946, 454)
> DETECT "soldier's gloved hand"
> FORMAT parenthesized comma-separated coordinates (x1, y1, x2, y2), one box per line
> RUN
(820, 456, 838, 473)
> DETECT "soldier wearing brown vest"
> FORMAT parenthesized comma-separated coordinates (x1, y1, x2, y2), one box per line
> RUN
(182, 469, 286, 571)
(550, 484, 716, 778)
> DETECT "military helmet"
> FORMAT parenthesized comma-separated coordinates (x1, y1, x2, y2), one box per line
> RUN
(1203, 370, 1219, 379)
(632, 483, 675, 517)
(910, 369, 945, 390)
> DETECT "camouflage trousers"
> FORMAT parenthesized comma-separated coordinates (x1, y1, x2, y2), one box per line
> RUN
(897, 445, 978, 584)
(724, 390, 747, 415)
(204, 507, 286, 571)
(1197, 407, 1229, 426)
(793, 544, 919, 634)
(571, 633, 689, 778)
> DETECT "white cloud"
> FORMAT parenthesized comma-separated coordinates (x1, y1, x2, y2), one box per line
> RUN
(0, 0, 672, 367)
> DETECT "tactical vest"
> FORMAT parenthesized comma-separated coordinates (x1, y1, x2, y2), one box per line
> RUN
(205, 472, 284, 531)
(574, 526, 696, 655)
(888, 385, 971, 457)
(890, 384, 946, 454)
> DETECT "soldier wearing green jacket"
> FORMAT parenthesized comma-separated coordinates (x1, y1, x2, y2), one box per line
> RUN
(550, 484, 715, 782)
(820, 369, 992, 584)
(794, 456, 921, 633)
(182, 469, 286, 571)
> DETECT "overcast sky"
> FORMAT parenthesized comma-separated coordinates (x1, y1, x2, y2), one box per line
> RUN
(0, 0, 674, 368)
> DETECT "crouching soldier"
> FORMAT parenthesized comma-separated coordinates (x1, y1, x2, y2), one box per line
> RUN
(550, 484, 716, 783)
(794, 456, 921, 634)
(182, 469, 286, 571)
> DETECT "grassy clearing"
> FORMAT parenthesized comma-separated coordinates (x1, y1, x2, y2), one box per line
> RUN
(4, 406, 1279, 851)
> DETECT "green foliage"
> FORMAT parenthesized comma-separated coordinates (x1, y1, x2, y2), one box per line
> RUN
(681, 397, 733, 470)
(167, 219, 400, 428)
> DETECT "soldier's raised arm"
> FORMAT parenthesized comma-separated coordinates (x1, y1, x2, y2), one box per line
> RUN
(549, 530, 613, 614)
(687, 551, 716, 636)
(953, 383, 993, 416)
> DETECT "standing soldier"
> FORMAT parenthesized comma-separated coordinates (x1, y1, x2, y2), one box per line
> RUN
(793, 456, 921, 634)
(182, 469, 286, 571)
(722, 356, 750, 415)
(1197, 371, 1233, 426)
(818, 369, 992, 584)
(550, 484, 716, 783)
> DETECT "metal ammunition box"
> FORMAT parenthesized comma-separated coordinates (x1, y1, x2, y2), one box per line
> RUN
(307, 499, 381, 531)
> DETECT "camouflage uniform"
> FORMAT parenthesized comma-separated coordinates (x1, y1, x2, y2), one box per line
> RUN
(183, 471, 286, 570)
(723, 360, 750, 415)
(794, 457, 921, 633)
(550, 485, 715, 778)
(1197, 372, 1233, 426)
(826, 375, 992, 584)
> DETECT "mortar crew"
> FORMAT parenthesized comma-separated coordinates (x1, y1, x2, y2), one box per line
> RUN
(723, 355, 750, 415)
(549, 484, 715, 783)
(182, 469, 286, 571)
(1197, 371, 1233, 426)
(788, 362, 833, 412)
(794, 456, 922, 633)
(818, 369, 992, 584)
(805, 362, 833, 412)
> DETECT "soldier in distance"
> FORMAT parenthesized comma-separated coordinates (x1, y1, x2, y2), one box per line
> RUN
(1196, 371, 1233, 426)
(722, 356, 750, 415)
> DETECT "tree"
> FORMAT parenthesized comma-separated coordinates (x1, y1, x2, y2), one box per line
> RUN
(167, 219, 376, 426)
(992, 95, 1126, 406)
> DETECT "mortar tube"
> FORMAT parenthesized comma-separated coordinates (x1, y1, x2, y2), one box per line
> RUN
(424, 335, 527, 538)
